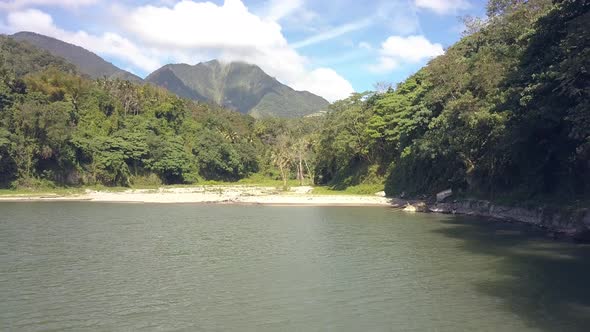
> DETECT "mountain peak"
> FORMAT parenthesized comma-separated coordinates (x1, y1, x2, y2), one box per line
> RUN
(202, 59, 221, 66)
(147, 60, 328, 118)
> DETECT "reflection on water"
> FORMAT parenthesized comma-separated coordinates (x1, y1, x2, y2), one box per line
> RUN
(433, 217, 590, 332)
(1, 203, 589, 331)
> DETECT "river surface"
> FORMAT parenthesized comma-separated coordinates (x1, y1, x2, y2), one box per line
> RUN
(1, 203, 590, 331)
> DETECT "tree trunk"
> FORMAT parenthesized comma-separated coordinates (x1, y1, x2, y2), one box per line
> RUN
(298, 153, 304, 186)
(282, 168, 287, 188)
(304, 159, 314, 185)
(279, 163, 288, 188)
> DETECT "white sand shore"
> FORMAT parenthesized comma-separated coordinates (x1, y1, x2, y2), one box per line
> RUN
(0, 186, 404, 207)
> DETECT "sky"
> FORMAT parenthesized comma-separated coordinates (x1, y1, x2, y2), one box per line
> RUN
(0, 0, 486, 102)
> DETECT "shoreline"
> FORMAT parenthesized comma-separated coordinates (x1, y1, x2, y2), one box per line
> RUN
(0, 186, 403, 207)
(2, 185, 588, 240)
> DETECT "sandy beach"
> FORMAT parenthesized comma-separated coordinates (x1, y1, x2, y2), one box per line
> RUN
(0, 186, 403, 207)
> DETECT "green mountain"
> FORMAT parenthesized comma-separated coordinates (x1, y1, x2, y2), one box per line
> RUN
(7, 32, 329, 118)
(0, 35, 77, 78)
(11, 31, 142, 82)
(146, 60, 329, 118)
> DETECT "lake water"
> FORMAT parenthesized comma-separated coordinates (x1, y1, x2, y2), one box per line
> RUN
(1, 203, 590, 331)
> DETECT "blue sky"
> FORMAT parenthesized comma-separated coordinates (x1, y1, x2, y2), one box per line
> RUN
(0, 0, 486, 101)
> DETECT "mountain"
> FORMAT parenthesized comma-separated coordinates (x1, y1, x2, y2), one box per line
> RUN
(11, 31, 142, 82)
(0, 35, 77, 78)
(7, 32, 329, 118)
(146, 60, 329, 118)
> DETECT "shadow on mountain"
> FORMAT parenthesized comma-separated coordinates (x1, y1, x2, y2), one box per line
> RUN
(433, 217, 590, 332)
(146, 67, 206, 101)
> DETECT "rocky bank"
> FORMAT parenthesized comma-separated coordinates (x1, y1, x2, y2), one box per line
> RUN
(425, 200, 590, 241)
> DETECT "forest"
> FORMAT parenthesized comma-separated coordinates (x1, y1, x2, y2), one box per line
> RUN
(0, 0, 588, 204)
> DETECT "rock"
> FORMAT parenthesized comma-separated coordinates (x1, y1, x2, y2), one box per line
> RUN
(446, 201, 589, 240)
(403, 205, 417, 212)
(403, 202, 428, 213)
(374, 191, 386, 197)
(429, 203, 452, 214)
(436, 189, 452, 202)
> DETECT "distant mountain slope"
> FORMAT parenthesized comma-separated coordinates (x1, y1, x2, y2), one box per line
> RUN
(7, 32, 329, 117)
(0, 35, 76, 77)
(11, 31, 142, 82)
(146, 60, 329, 118)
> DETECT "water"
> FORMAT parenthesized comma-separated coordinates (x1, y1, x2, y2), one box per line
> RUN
(1, 203, 590, 331)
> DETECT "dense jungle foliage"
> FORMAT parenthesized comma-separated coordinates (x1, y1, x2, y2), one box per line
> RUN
(0, 36, 265, 187)
(316, 0, 589, 202)
(1, 0, 588, 204)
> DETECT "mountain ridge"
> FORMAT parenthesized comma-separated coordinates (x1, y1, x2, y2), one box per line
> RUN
(9, 31, 330, 118)
(11, 31, 142, 82)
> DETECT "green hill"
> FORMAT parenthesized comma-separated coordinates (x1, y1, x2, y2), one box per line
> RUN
(146, 60, 329, 118)
(0, 35, 76, 77)
(11, 31, 142, 82)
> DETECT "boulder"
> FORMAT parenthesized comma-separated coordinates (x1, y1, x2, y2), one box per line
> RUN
(403, 202, 428, 213)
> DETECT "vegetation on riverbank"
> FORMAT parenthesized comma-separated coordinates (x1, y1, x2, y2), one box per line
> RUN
(0, 0, 588, 205)
(315, 0, 588, 203)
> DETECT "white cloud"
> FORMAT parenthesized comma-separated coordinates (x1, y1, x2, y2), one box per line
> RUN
(6, 9, 161, 72)
(120, 0, 353, 101)
(369, 35, 443, 73)
(0, 0, 97, 10)
(368, 56, 398, 73)
(125, 0, 286, 50)
(414, 0, 470, 14)
(291, 68, 354, 102)
(381, 35, 444, 62)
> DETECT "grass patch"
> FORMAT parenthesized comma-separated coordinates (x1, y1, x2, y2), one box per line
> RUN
(0, 184, 132, 196)
(0, 187, 84, 196)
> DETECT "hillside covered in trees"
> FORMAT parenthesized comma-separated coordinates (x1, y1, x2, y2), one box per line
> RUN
(0, 0, 588, 205)
(12, 32, 143, 82)
(314, 0, 588, 203)
(0, 35, 265, 187)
